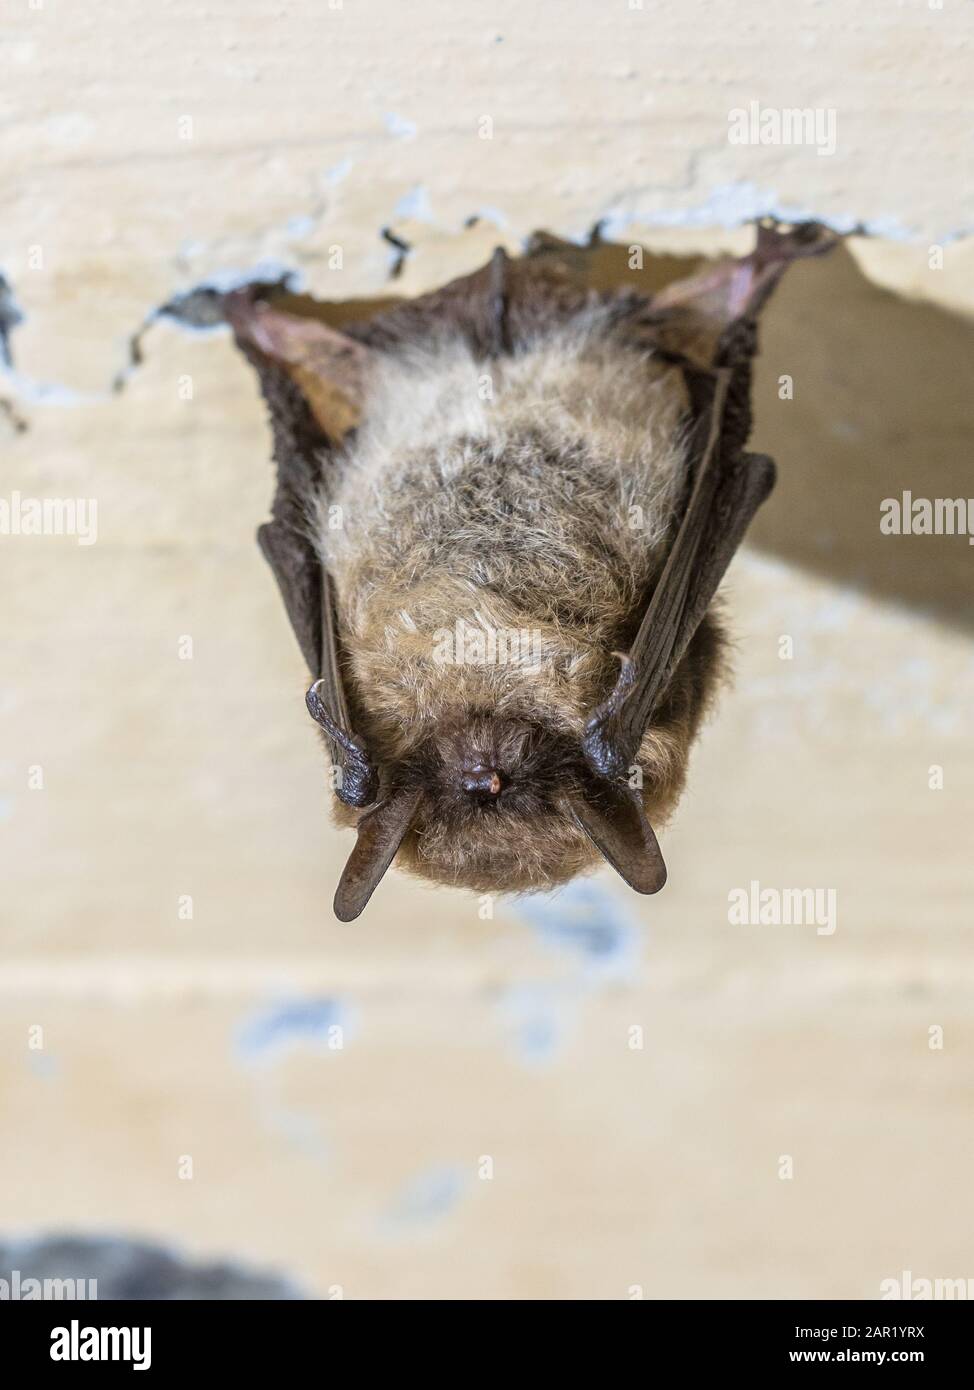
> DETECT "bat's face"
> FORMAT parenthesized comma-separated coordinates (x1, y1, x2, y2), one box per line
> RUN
(322, 614, 728, 917)
(391, 712, 599, 892)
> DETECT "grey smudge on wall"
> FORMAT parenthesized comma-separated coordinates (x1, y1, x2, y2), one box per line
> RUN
(0, 1235, 303, 1300)
(514, 879, 641, 977)
(497, 880, 643, 1064)
(381, 1165, 467, 1230)
(0, 273, 24, 367)
(235, 997, 352, 1065)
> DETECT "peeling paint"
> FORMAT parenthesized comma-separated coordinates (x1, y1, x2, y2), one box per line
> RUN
(597, 180, 970, 244)
(323, 156, 354, 185)
(383, 112, 418, 140)
(112, 262, 302, 394)
(393, 184, 434, 222)
(0, 372, 100, 408)
(5, 211, 970, 414)
(0, 273, 92, 409)
(0, 272, 24, 368)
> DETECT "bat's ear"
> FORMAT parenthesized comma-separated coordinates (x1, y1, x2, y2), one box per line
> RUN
(228, 289, 383, 811)
(653, 219, 837, 367)
(561, 787, 667, 896)
(334, 789, 424, 922)
(225, 292, 370, 444)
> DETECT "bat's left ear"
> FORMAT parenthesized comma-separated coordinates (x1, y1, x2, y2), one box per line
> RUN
(561, 786, 667, 895)
(225, 292, 370, 445)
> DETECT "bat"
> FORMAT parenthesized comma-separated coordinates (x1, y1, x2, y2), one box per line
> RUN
(225, 221, 835, 921)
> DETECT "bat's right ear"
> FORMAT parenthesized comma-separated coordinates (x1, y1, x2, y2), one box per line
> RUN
(224, 292, 370, 444)
(561, 787, 667, 896)
(334, 789, 425, 922)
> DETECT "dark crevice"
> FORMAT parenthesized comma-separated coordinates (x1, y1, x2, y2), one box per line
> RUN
(0, 396, 29, 434)
(0, 273, 25, 368)
(111, 273, 297, 394)
(380, 226, 412, 279)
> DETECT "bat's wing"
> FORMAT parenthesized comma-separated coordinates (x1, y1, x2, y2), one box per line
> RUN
(580, 222, 838, 788)
(225, 292, 379, 808)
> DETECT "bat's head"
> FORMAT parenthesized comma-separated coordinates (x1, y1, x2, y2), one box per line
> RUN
(313, 612, 721, 921)
(323, 706, 668, 921)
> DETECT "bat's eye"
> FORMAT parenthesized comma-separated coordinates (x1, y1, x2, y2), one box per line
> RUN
(460, 765, 505, 799)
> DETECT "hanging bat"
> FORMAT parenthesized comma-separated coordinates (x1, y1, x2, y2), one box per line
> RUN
(226, 222, 835, 921)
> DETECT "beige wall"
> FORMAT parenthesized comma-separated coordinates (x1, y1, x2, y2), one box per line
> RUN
(1, 1, 972, 1299)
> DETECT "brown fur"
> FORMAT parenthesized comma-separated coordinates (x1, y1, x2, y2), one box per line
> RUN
(313, 319, 726, 892)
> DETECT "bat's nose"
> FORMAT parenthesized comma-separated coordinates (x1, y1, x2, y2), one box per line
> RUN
(461, 767, 504, 797)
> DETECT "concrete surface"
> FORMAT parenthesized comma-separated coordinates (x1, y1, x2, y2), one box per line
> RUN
(1, 1, 972, 1300)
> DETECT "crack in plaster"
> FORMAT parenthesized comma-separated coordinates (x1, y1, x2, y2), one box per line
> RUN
(3, 189, 971, 414)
